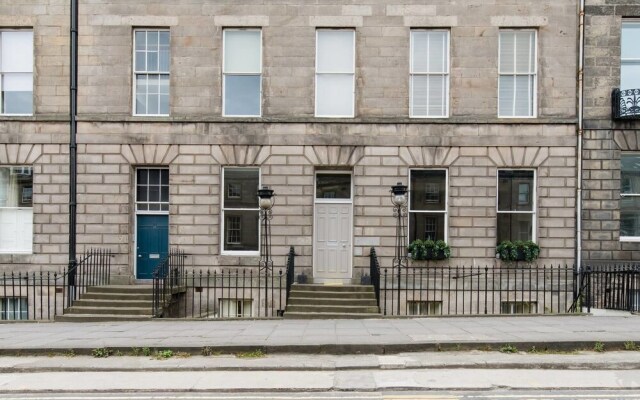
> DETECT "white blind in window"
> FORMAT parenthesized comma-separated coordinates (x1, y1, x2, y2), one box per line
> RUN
(224, 30, 261, 73)
(1, 32, 33, 72)
(621, 22, 640, 90)
(499, 30, 536, 117)
(410, 30, 449, 118)
(316, 30, 354, 73)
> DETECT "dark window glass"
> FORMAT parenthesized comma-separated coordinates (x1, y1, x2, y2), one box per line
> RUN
(224, 169, 259, 209)
(497, 213, 533, 243)
(410, 213, 445, 241)
(316, 173, 351, 199)
(223, 210, 259, 252)
(498, 170, 534, 211)
(410, 170, 446, 211)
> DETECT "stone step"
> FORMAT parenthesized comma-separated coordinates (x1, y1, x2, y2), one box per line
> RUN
(287, 297, 378, 307)
(87, 285, 154, 294)
(289, 290, 375, 300)
(283, 312, 382, 319)
(73, 299, 153, 308)
(81, 292, 154, 301)
(55, 314, 152, 322)
(65, 306, 152, 316)
(286, 304, 380, 314)
(292, 284, 374, 292)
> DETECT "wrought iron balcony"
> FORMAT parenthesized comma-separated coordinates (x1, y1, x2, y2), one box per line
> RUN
(613, 88, 640, 120)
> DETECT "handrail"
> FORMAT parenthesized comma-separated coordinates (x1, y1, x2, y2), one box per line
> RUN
(285, 246, 295, 303)
(370, 247, 381, 309)
(152, 248, 187, 317)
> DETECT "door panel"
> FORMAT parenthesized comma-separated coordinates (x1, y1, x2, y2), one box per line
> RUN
(314, 203, 352, 279)
(136, 214, 169, 279)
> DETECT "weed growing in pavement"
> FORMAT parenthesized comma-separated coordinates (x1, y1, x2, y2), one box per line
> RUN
(154, 349, 174, 359)
(624, 341, 638, 351)
(527, 346, 579, 355)
(593, 342, 605, 352)
(142, 347, 152, 356)
(92, 348, 113, 358)
(174, 351, 191, 358)
(201, 347, 221, 356)
(236, 349, 265, 358)
(61, 349, 76, 357)
(499, 344, 518, 354)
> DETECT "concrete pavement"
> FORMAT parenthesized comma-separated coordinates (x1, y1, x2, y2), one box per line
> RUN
(0, 315, 639, 354)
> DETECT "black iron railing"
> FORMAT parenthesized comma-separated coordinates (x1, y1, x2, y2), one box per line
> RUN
(369, 248, 381, 308)
(0, 248, 113, 321)
(612, 88, 640, 119)
(285, 246, 295, 303)
(152, 248, 186, 317)
(377, 263, 577, 316)
(157, 268, 287, 318)
(580, 264, 640, 313)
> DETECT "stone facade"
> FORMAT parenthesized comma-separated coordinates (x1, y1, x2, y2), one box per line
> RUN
(0, 0, 579, 283)
(582, 1, 640, 262)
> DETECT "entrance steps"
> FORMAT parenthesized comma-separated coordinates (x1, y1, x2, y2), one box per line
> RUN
(55, 285, 154, 322)
(284, 284, 381, 319)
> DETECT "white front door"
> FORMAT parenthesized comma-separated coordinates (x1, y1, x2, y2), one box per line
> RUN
(313, 172, 353, 281)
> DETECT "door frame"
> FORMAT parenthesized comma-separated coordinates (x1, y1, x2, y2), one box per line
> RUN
(133, 167, 170, 280)
(312, 170, 354, 281)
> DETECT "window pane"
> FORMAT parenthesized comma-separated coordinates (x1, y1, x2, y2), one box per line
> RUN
(135, 51, 146, 71)
(0, 167, 33, 207)
(411, 75, 447, 117)
(3, 73, 33, 114)
(0, 208, 33, 252)
(621, 155, 640, 194)
(224, 168, 259, 209)
(159, 32, 170, 72)
(137, 185, 147, 202)
(223, 210, 259, 251)
(147, 50, 158, 72)
(498, 170, 534, 211)
(515, 31, 535, 74)
(411, 31, 448, 73)
(499, 32, 515, 73)
(621, 62, 640, 90)
(137, 169, 148, 184)
(316, 174, 351, 199)
(409, 212, 445, 242)
(147, 31, 158, 52)
(622, 22, 640, 59)
(316, 73, 354, 117)
(497, 213, 533, 243)
(410, 170, 446, 211)
(149, 169, 160, 185)
(621, 197, 640, 237)
(499, 75, 515, 116)
(514, 75, 534, 116)
(224, 30, 261, 73)
(224, 75, 261, 116)
(135, 31, 146, 51)
(1, 31, 33, 72)
(317, 30, 354, 73)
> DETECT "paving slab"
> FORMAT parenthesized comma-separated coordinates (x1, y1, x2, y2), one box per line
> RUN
(0, 315, 638, 355)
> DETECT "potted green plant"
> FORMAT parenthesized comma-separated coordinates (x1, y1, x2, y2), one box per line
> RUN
(408, 239, 450, 261)
(496, 240, 540, 262)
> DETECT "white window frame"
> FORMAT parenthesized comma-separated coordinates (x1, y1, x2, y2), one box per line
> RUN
(222, 28, 263, 117)
(407, 300, 442, 316)
(620, 153, 640, 242)
(221, 166, 261, 256)
(218, 298, 253, 318)
(135, 167, 169, 215)
(132, 28, 170, 117)
(496, 169, 537, 242)
(0, 165, 33, 254)
(409, 29, 450, 118)
(621, 20, 640, 90)
(315, 29, 356, 118)
(408, 168, 448, 243)
(0, 30, 34, 116)
(498, 29, 537, 118)
(0, 297, 28, 320)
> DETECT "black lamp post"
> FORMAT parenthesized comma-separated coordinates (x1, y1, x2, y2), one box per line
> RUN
(391, 182, 408, 315)
(257, 186, 275, 316)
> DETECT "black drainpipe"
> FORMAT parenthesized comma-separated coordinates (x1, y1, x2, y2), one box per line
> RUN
(68, 0, 78, 300)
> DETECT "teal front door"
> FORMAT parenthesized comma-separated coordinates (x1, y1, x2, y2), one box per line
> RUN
(136, 215, 169, 279)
